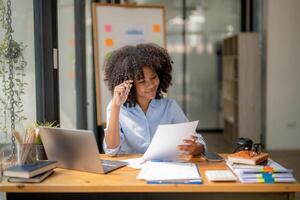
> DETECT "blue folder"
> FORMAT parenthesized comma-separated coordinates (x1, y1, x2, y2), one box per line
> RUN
(147, 180, 202, 184)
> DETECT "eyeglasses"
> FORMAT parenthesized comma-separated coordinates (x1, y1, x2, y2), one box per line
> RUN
(244, 143, 262, 157)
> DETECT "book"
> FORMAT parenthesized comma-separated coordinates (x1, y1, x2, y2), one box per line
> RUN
(227, 159, 293, 173)
(241, 173, 294, 179)
(227, 159, 293, 175)
(226, 159, 296, 184)
(8, 170, 54, 183)
(228, 161, 268, 170)
(227, 151, 269, 165)
(239, 177, 296, 183)
(4, 160, 57, 178)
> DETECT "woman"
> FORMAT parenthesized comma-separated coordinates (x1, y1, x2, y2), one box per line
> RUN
(103, 43, 206, 156)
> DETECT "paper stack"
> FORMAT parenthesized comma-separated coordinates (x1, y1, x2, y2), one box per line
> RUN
(227, 159, 296, 183)
(137, 161, 202, 184)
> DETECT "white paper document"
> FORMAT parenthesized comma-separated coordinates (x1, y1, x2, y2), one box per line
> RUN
(137, 161, 201, 181)
(121, 157, 145, 169)
(142, 120, 199, 161)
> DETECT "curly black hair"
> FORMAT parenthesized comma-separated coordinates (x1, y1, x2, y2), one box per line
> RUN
(104, 43, 173, 107)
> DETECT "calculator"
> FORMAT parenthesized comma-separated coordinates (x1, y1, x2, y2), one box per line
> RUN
(205, 170, 237, 182)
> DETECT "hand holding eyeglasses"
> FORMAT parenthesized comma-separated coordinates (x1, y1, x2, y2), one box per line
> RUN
(112, 80, 133, 107)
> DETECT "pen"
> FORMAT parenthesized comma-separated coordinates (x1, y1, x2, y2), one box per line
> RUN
(12, 130, 23, 144)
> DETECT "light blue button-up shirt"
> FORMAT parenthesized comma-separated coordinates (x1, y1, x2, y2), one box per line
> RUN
(103, 98, 207, 156)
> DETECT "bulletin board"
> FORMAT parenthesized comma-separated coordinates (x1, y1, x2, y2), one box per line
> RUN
(92, 3, 166, 125)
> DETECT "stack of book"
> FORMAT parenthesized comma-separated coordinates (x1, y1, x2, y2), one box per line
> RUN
(137, 161, 202, 184)
(3, 160, 57, 183)
(227, 151, 269, 165)
(227, 159, 296, 183)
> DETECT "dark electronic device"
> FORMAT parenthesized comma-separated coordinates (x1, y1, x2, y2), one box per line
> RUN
(233, 137, 262, 154)
(234, 137, 253, 152)
(203, 152, 224, 162)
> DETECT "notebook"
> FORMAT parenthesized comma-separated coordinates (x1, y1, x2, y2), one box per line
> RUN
(8, 170, 54, 183)
(3, 160, 57, 178)
(227, 159, 296, 183)
(227, 151, 269, 165)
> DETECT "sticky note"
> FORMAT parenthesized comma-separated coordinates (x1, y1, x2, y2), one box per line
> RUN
(262, 173, 272, 179)
(153, 37, 162, 45)
(258, 178, 264, 183)
(105, 52, 112, 60)
(67, 39, 75, 48)
(153, 24, 161, 32)
(264, 178, 275, 184)
(104, 24, 112, 32)
(67, 70, 75, 80)
(105, 38, 113, 47)
(263, 166, 274, 173)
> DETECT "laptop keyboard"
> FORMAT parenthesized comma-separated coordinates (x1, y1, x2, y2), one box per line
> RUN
(101, 159, 128, 173)
(102, 159, 124, 166)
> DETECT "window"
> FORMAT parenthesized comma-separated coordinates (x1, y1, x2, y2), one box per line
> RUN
(0, 0, 36, 142)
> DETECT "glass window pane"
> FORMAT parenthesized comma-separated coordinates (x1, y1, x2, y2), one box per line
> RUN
(164, 1, 184, 108)
(58, 0, 76, 129)
(112, 0, 241, 130)
(0, 0, 36, 142)
(85, 0, 95, 131)
(186, 0, 240, 129)
(129, 0, 184, 107)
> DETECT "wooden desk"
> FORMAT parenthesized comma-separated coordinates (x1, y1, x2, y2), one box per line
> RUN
(1, 154, 300, 200)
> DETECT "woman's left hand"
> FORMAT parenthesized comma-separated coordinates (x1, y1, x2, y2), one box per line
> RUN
(178, 135, 204, 156)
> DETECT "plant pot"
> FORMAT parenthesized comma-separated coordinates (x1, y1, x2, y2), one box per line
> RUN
(36, 144, 47, 160)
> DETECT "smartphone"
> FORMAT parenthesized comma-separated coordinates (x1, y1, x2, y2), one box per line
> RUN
(203, 152, 224, 162)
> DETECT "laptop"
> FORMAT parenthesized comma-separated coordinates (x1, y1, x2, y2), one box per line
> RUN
(39, 127, 127, 174)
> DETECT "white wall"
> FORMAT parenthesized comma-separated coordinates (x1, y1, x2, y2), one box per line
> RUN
(265, 0, 300, 150)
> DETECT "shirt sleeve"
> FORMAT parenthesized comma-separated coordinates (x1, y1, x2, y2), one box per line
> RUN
(169, 99, 207, 152)
(103, 102, 125, 157)
(195, 133, 207, 153)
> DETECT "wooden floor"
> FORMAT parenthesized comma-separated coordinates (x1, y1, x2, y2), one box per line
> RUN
(202, 132, 300, 200)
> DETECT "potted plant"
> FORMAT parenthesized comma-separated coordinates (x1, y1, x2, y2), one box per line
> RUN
(34, 121, 57, 160)
(0, 0, 28, 161)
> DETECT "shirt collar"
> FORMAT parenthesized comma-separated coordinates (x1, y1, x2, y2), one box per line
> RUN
(124, 99, 161, 113)
(149, 98, 160, 108)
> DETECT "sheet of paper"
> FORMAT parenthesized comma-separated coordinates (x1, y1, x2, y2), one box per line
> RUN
(142, 121, 199, 161)
(121, 157, 145, 169)
(137, 161, 201, 181)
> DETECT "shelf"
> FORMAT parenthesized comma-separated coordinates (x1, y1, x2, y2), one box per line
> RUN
(223, 78, 238, 82)
(224, 116, 235, 123)
(222, 55, 238, 60)
(223, 96, 237, 104)
(222, 33, 261, 143)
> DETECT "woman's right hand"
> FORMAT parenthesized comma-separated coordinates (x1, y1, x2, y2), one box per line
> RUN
(112, 80, 133, 107)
